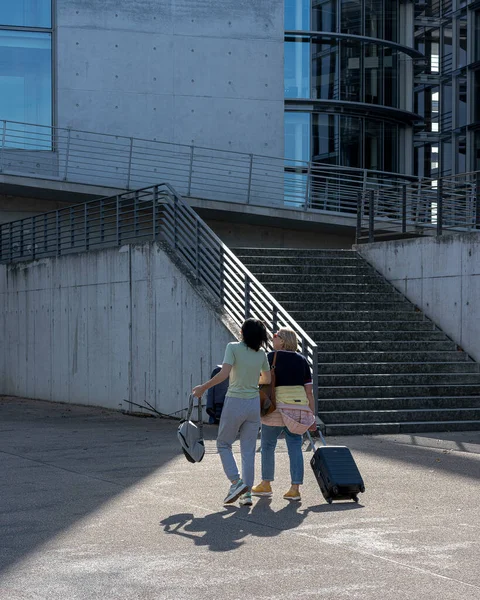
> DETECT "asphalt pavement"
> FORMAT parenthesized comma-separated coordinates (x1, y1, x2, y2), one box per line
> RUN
(1, 396, 479, 600)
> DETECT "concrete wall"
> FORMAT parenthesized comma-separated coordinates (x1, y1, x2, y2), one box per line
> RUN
(0, 243, 235, 414)
(56, 0, 284, 156)
(356, 233, 480, 362)
(207, 218, 354, 249)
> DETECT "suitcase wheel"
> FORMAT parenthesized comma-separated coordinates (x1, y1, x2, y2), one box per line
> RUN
(360, 485, 365, 493)
(332, 486, 339, 496)
(326, 497, 333, 504)
(352, 495, 359, 503)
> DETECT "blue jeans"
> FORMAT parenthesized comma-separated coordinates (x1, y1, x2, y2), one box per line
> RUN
(261, 424, 304, 485)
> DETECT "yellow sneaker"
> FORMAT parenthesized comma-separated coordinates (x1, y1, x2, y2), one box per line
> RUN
(251, 481, 273, 497)
(283, 488, 301, 501)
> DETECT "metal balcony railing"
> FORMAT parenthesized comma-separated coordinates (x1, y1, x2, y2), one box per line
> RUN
(357, 172, 480, 242)
(0, 119, 413, 216)
(1, 119, 479, 240)
(0, 183, 318, 407)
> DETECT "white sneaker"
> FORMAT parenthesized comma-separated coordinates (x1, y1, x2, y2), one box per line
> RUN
(239, 492, 252, 506)
(224, 479, 248, 504)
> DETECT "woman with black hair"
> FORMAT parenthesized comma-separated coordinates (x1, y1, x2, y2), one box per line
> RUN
(192, 318, 271, 506)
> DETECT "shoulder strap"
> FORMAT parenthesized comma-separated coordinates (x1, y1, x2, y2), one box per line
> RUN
(271, 351, 277, 401)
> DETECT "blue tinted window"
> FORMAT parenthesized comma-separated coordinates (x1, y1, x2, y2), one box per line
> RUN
(0, 0, 51, 28)
(285, 41, 310, 98)
(285, 0, 310, 30)
(285, 112, 311, 162)
(0, 31, 52, 135)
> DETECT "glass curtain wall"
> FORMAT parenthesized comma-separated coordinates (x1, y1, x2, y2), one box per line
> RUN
(0, 1, 52, 147)
(414, 3, 480, 175)
(285, 0, 412, 174)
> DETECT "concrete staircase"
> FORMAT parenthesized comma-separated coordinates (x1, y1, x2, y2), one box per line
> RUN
(233, 248, 480, 435)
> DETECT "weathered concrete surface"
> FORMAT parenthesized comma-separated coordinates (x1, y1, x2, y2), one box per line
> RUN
(56, 0, 284, 156)
(0, 243, 234, 414)
(356, 233, 480, 362)
(1, 396, 479, 599)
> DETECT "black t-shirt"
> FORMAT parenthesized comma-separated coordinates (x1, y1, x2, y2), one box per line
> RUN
(267, 351, 312, 387)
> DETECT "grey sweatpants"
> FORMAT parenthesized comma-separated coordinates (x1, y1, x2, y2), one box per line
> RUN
(216, 395, 260, 489)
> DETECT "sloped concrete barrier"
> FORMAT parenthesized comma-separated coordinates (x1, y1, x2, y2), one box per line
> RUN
(355, 233, 480, 363)
(0, 242, 234, 415)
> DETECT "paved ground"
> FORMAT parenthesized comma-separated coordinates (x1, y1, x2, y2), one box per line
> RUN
(1, 396, 479, 600)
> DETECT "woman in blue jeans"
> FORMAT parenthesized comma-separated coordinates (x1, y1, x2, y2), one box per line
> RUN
(252, 327, 316, 501)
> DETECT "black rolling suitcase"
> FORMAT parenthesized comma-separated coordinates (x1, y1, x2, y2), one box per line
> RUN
(306, 431, 365, 504)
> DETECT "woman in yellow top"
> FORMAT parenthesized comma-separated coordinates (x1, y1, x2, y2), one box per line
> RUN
(252, 327, 316, 502)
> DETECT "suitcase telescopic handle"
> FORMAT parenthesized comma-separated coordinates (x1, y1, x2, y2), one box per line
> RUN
(306, 429, 327, 452)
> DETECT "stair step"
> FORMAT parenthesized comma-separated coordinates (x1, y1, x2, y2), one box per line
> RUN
(319, 373, 480, 387)
(317, 351, 470, 363)
(318, 396, 480, 411)
(301, 320, 437, 331)
(291, 310, 424, 321)
(249, 265, 375, 276)
(282, 301, 411, 312)
(266, 283, 394, 293)
(319, 362, 479, 374)
(317, 340, 456, 352)
(320, 408, 480, 424)
(258, 274, 384, 284)
(273, 292, 404, 303)
(324, 420, 480, 436)
(232, 248, 355, 257)
(310, 330, 450, 342)
(238, 256, 365, 266)
(318, 384, 480, 399)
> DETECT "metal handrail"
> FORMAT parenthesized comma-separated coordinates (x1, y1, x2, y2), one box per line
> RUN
(2, 119, 479, 240)
(0, 118, 415, 215)
(0, 182, 319, 408)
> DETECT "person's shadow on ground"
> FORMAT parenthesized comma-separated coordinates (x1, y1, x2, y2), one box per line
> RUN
(160, 498, 363, 552)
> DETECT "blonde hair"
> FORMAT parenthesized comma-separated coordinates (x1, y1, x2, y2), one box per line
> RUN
(278, 327, 298, 352)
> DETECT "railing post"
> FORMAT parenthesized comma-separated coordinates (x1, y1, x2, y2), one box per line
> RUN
(116, 196, 121, 246)
(272, 306, 278, 333)
(312, 345, 318, 417)
(195, 220, 201, 281)
(402, 184, 407, 234)
(19, 220, 24, 258)
(134, 191, 139, 237)
(44, 214, 48, 253)
(100, 199, 105, 243)
(304, 162, 312, 210)
(56, 211, 61, 256)
(126, 137, 134, 189)
(368, 189, 375, 243)
(356, 192, 363, 243)
(84, 203, 89, 251)
(70, 207, 75, 248)
(244, 275, 251, 319)
(63, 128, 71, 181)
(31, 216, 36, 260)
(219, 247, 225, 305)
(187, 145, 194, 196)
(0, 120, 6, 173)
(246, 154, 254, 204)
(152, 187, 157, 241)
(9, 223, 13, 262)
(476, 172, 480, 230)
(437, 179, 443, 236)
(173, 193, 178, 249)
